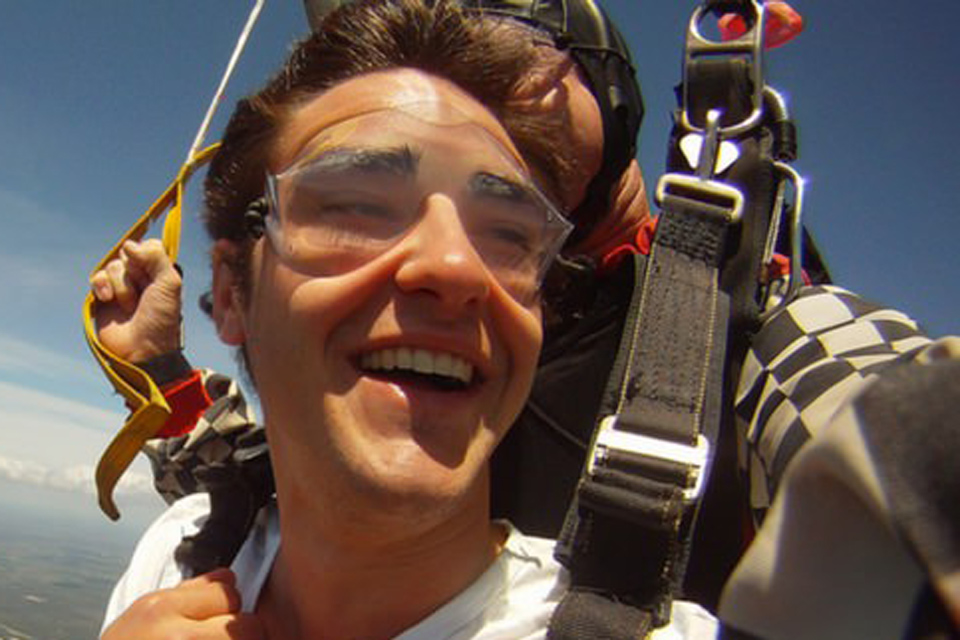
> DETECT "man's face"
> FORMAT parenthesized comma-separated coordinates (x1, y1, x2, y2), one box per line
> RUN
(228, 70, 550, 517)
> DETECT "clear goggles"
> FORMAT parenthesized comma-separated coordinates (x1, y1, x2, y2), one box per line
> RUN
(259, 109, 572, 302)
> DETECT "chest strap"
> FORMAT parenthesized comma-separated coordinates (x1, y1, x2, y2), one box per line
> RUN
(551, 117, 738, 634)
(548, 0, 787, 634)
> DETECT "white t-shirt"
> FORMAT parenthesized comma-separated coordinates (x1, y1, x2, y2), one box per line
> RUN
(103, 494, 717, 638)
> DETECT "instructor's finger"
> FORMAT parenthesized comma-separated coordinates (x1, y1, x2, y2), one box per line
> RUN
(123, 239, 178, 284)
(105, 258, 138, 314)
(90, 270, 115, 303)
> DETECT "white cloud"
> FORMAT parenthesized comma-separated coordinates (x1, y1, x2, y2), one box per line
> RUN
(0, 455, 153, 496)
(0, 251, 69, 292)
(0, 334, 95, 382)
(0, 186, 97, 312)
(0, 379, 119, 432)
(0, 378, 147, 474)
(0, 185, 65, 229)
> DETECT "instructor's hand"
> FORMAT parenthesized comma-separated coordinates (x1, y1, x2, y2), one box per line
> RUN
(101, 569, 265, 639)
(90, 239, 183, 363)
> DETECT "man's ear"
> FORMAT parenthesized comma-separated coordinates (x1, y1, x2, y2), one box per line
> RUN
(211, 240, 247, 346)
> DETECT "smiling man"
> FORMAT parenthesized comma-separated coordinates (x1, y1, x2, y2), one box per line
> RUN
(96, 1, 715, 638)
(203, 71, 560, 640)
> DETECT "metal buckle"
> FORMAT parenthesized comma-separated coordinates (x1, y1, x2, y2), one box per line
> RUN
(588, 415, 711, 501)
(656, 109, 745, 225)
(679, 0, 766, 138)
(655, 173, 744, 224)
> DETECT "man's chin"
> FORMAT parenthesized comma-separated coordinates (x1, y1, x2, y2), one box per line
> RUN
(345, 450, 489, 517)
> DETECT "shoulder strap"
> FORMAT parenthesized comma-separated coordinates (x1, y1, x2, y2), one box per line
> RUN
(550, 131, 737, 635)
(548, 0, 810, 634)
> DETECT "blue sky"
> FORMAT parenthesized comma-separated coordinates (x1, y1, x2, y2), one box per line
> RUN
(0, 1, 957, 525)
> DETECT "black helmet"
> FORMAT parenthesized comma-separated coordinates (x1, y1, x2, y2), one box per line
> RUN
(303, 0, 644, 244)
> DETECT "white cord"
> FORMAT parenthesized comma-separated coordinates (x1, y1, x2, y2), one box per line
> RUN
(186, 0, 266, 163)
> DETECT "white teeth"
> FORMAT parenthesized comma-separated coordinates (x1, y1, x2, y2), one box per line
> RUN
(361, 347, 474, 385)
(453, 358, 471, 382)
(413, 349, 433, 375)
(381, 349, 396, 370)
(396, 347, 412, 370)
(435, 352, 452, 374)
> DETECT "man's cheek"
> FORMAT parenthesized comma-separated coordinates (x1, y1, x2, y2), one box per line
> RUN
(503, 309, 543, 407)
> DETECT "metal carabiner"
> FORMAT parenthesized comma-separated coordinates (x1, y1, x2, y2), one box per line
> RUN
(679, 0, 766, 138)
(758, 161, 805, 321)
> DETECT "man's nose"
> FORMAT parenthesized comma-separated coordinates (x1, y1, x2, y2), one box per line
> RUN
(393, 193, 491, 312)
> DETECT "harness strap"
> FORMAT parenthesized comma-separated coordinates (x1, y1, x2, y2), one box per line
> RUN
(550, 162, 736, 634)
(548, 1, 785, 634)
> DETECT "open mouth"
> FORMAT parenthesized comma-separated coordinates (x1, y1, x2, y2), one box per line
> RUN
(360, 347, 477, 392)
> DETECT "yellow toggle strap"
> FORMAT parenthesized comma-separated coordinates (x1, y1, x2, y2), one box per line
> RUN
(83, 144, 219, 520)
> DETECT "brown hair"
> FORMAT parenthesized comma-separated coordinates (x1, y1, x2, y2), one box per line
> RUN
(203, 0, 562, 254)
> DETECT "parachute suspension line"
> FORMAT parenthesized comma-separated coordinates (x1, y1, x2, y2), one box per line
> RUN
(186, 0, 266, 165)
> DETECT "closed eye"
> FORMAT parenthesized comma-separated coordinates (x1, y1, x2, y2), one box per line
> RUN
(316, 201, 395, 219)
(483, 220, 535, 253)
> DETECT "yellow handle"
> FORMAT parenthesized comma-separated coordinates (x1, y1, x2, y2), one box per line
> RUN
(83, 144, 219, 520)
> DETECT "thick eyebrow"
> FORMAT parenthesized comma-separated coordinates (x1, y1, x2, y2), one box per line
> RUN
(468, 171, 539, 206)
(292, 145, 420, 177)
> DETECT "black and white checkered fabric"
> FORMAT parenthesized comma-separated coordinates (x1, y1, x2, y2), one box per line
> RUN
(721, 334, 960, 637)
(144, 372, 262, 505)
(734, 284, 932, 523)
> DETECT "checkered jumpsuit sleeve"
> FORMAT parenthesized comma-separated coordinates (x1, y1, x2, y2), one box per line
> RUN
(733, 284, 935, 525)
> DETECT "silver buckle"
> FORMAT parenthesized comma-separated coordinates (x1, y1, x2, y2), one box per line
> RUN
(656, 108, 744, 224)
(655, 173, 744, 224)
(588, 415, 711, 501)
(679, 0, 766, 138)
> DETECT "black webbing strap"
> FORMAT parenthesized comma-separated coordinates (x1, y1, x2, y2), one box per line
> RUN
(548, 2, 773, 633)
(549, 172, 737, 636)
(543, 1, 795, 634)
